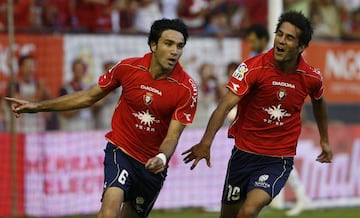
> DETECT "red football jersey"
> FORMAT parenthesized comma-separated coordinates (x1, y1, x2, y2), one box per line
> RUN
(227, 49, 324, 156)
(98, 53, 198, 163)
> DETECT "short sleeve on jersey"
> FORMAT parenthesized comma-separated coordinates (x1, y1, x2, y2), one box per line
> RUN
(172, 77, 198, 125)
(98, 64, 121, 92)
(309, 68, 324, 100)
(226, 62, 254, 96)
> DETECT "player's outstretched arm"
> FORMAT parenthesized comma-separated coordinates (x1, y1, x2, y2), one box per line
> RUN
(311, 97, 332, 163)
(146, 120, 186, 174)
(5, 84, 109, 117)
(182, 91, 241, 170)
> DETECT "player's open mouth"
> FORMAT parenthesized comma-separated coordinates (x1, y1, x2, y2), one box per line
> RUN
(276, 46, 285, 53)
(168, 58, 176, 65)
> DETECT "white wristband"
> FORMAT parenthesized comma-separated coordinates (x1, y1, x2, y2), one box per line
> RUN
(156, 153, 167, 165)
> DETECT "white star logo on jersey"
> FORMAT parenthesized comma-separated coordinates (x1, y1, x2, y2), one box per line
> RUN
(133, 110, 159, 126)
(263, 104, 291, 121)
(231, 82, 240, 92)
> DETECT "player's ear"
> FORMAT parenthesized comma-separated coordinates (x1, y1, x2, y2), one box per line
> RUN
(150, 41, 157, 52)
(298, 44, 306, 54)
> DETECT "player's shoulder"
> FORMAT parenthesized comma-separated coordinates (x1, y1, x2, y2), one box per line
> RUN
(297, 56, 323, 80)
(118, 53, 151, 68)
(243, 51, 270, 70)
(120, 56, 142, 65)
(169, 65, 198, 94)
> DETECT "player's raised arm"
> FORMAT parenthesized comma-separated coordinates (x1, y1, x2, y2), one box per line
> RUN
(146, 119, 186, 174)
(5, 84, 109, 117)
(182, 91, 240, 170)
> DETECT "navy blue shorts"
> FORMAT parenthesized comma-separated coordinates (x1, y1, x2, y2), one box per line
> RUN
(102, 142, 167, 217)
(221, 146, 293, 204)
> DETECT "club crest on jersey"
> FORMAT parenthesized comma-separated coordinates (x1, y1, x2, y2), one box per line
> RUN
(277, 88, 287, 101)
(143, 92, 153, 105)
(232, 63, 248, 81)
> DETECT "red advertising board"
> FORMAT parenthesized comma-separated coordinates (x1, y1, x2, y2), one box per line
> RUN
(0, 133, 25, 217)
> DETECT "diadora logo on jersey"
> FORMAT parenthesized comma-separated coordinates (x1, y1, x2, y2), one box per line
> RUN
(143, 92, 153, 105)
(272, 81, 295, 89)
(189, 78, 198, 108)
(140, 85, 162, 96)
(277, 88, 287, 101)
(263, 104, 291, 126)
(232, 63, 248, 81)
(254, 174, 270, 188)
(132, 110, 160, 131)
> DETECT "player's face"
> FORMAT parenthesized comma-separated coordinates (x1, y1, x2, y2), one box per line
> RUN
(151, 29, 185, 74)
(273, 22, 305, 64)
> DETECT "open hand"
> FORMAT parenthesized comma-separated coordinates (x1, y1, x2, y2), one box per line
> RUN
(316, 146, 333, 163)
(182, 143, 211, 170)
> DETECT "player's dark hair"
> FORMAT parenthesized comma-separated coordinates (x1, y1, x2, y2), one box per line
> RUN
(275, 11, 313, 47)
(148, 18, 189, 48)
(245, 24, 269, 42)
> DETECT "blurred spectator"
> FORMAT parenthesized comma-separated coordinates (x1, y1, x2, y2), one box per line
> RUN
(6, 55, 52, 132)
(159, 0, 179, 19)
(58, 58, 95, 131)
(191, 62, 222, 128)
(134, 0, 162, 34)
(114, 0, 138, 33)
(225, 1, 246, 36)
(93, 61, 120, 129)
(310, 0, 342, 40)
(40, 0, 72, 32)
(0, 1, 6, 31)
(342, 7, 360, 40)
(336, 0, 360, 13)
(69, 0, 111, 32)
(240, 0, 268, 31)
(284, 0, 311, 18)
(177, 0, 212, 34)
(203, 7, 230, 38)
(0, 0, 40, 32)
(244, 23, 270, 57)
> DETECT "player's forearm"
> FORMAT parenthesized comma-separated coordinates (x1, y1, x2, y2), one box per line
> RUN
(312, 97, 329, 145)
(200, 103, 229, 146)
(37, 86, 103, 112)
(36, 92, 92, 112)
(159, 137, 180, 160)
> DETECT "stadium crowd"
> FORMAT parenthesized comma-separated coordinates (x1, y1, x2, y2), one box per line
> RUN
(0, 0, 358, 40)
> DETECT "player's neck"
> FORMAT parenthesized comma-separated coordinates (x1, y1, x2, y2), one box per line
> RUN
(149, 65, 170, 80)
(275, 59, 298, 74)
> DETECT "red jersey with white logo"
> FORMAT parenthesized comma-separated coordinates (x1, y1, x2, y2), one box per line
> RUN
(227, 49, 324, 156)
(98, 53, 198, 163)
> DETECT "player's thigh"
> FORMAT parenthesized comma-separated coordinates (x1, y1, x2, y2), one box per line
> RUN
(220, 201, 244, 218)
(120, 202, 142, 218)
(98, 187, 124, 218)
(239, 188, 271, 217)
